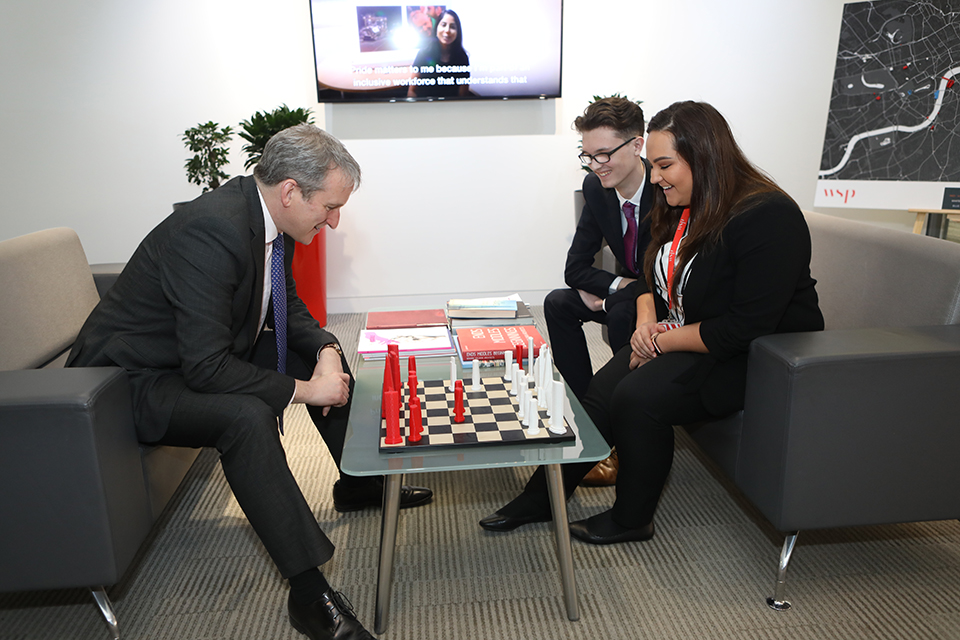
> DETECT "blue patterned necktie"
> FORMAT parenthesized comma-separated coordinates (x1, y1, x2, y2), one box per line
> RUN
(623, 201, 638, 274)
(271, 234, 287, 433)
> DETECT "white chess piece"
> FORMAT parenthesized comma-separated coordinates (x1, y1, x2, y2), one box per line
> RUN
(544, 373, 554, 416)
(527, 336, 535, 374)
(535, 352, 543, 392)
(449, 356, 457, 392)
(549, 380, 565, 434)
(526, 394, 540, 434)
(509, 363, 520, 396)
(471, 359, 481, 391)
(503, 350, 513, 381)
(517, 385, 526, 419)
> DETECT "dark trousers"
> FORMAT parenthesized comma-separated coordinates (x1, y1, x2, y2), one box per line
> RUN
(521, 346, 714, 528)
(544, 287, 636, 400)
(150, 334, 353, 578)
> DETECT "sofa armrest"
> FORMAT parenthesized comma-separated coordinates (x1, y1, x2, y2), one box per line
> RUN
(89, 262, 125, 299)
(0, 367, 152, 592)
(736, 325, 960, 532)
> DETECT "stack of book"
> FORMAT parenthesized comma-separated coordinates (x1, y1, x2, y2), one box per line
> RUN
(359, 295, 543, 365)
(454, 324, 547, 367)
(358, 309, 456, 360)
(446, 295, 535, 330)
(443, 295, 544, 367)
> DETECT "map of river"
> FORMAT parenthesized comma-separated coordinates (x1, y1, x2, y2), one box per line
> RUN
(819, 0, 960, 183)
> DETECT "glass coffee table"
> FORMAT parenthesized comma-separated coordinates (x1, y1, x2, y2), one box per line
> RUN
(341, 357, 610, 633)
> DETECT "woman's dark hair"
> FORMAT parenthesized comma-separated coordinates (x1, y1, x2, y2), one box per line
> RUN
(642, 101, 786, 305)
(434, 10, 464, 53)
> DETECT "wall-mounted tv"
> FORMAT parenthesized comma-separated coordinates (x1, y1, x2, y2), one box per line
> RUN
(309, 1, 563, 102)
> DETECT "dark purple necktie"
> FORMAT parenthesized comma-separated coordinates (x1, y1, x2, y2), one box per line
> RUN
(271, 234, 287, 433)
(623, 201, 638, 274)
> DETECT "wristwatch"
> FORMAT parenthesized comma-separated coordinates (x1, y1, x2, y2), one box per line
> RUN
(319, 342, 344, 359)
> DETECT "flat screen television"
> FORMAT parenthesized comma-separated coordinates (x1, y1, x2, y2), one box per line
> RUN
(309, 1, 563, 102)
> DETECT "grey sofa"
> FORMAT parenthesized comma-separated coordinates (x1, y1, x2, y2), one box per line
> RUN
(0, 228, 200, 639)
(686, 211, 960, 609)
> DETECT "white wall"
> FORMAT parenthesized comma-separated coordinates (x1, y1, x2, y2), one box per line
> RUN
(0, 0, 908, 313)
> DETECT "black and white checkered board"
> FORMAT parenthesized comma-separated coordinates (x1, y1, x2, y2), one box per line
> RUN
(379, 377, 573, 451)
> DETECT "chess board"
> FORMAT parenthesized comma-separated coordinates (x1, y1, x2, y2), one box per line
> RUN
(379, 377, 574, 451)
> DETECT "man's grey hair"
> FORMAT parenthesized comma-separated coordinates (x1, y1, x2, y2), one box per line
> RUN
(254, 124, 361, 199)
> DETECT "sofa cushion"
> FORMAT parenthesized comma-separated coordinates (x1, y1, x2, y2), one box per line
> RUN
(805, 211, 960, 330)
(0, 228, 100, 370)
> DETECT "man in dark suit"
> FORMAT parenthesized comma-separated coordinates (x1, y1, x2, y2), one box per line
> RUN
(546, 97, 654, 403)
(68, 125, 429, 640)
(541, 97, 653, 488)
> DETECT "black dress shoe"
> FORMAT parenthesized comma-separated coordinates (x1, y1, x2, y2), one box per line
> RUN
(333, 479, 432, 512)
(569, 512, 655, 545)
(478, 510, 551, 532)
(288, 589, 375, 640)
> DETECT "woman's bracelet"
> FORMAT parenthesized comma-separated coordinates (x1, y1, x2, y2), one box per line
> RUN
(651, 332, 663, 355)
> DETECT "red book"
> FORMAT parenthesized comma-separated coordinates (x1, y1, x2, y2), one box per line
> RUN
(366, 308, 447, 330)
(455, 325, 546, 362)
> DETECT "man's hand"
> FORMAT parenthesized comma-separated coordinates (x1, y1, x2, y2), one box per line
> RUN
(293, 347, 350, 416)
(631, 322, 666, 361)
(577, 289, 604, 312)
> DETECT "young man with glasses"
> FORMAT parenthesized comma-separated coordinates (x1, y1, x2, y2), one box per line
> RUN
(542, 96, 653, 485)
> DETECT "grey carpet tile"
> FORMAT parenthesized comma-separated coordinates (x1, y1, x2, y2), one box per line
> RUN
(3, 308, 960, 640)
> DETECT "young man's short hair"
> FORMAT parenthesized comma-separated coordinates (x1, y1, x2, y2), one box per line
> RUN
(574, 97, 645, 140)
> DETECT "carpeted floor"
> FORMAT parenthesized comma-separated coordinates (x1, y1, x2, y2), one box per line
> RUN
(2, 309, 960, 640)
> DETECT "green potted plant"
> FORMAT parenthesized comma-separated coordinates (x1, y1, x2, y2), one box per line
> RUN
(238, 105, 314, 169)
(182, 121, 234, 192)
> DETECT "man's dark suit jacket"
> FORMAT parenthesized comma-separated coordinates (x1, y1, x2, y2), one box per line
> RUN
(564, 162, 654, 308)
(67, 176, 338, 443)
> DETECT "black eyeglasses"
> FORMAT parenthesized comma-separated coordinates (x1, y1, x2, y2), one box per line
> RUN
(578, 137, 636, 166)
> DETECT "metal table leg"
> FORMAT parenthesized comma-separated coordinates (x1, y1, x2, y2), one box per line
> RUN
(374, 474, 403, 634)
(545, 463, 579, 621)
(91, 587, 119, 639)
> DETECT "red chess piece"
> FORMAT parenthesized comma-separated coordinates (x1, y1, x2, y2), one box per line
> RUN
(453, 379, 465, 423)
(514, 344, 524, 373)
(408, 368, 418, 394)
(408, 374, 419, 412)
(384, 389, 402, 444)
(408, 395, 423, 443)
(381, 355, 396, 418)
(406, 356, 417, 397)
(387, 344, 401, 412)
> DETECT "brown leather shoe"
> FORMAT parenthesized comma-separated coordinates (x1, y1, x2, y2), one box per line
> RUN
(580, 449, 618, 486)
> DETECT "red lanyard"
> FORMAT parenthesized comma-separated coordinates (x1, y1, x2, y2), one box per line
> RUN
(666, 208, 691, 308)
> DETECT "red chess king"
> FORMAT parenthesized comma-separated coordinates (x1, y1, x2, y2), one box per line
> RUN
(388, 344, 401, 399)
(384, 389, 402, 445)
(381, 354, 396, 419)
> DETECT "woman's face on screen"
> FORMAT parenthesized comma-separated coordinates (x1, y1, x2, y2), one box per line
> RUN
(437, 13, 458, 47)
